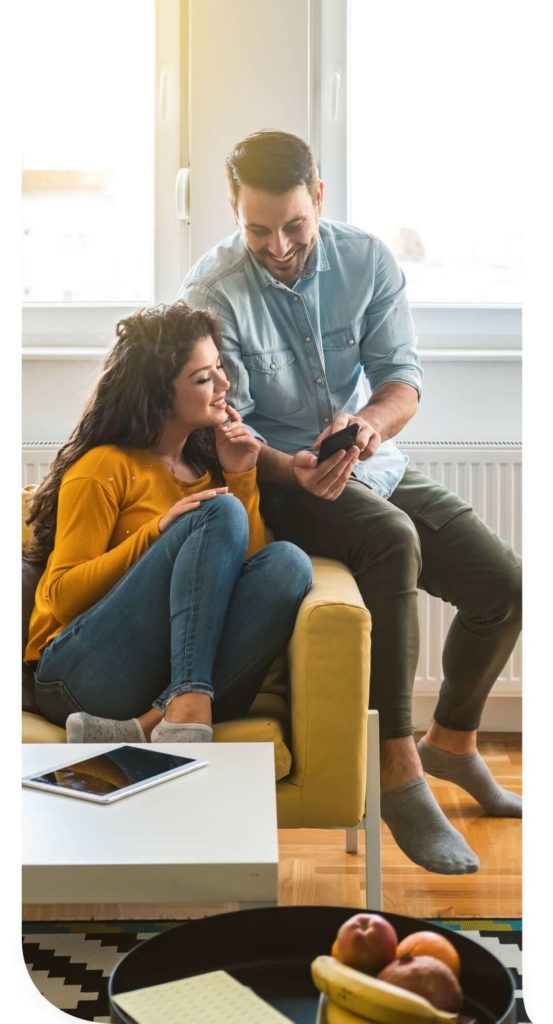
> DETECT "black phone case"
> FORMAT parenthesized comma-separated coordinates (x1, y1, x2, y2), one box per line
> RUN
(317, 423, 359, 462)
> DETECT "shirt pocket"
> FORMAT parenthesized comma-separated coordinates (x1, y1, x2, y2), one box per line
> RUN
(242, 347, 303, 416)
(321, 324, 362, 393)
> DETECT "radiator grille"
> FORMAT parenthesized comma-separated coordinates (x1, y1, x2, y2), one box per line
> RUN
(398, 443, 522, 694)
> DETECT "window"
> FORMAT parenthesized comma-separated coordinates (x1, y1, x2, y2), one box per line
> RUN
(23, 0, 155, 304)
(22, 0, 187, 346)
(314, 0, 522, 337)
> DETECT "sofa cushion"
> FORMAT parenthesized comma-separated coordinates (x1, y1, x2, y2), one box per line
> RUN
(22, 711, 66, 743)
(22, 703, 292, 779)
(214, 694, 292, 782)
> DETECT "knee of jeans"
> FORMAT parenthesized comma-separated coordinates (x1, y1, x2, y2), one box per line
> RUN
(199, 493, 249, 540)
(268, 541, 313, 594)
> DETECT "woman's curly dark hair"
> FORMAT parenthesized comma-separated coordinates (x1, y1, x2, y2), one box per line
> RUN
(26, 301, 225, 564)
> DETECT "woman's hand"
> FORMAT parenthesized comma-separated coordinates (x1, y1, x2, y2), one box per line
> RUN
(158, 487, 229, 533)
(214, 404, 261, 473)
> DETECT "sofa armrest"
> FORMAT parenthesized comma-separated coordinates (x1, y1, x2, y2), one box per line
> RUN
(285, 556, 371, 827)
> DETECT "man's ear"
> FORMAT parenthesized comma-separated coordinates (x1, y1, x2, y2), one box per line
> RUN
(314, 179, 324, 214)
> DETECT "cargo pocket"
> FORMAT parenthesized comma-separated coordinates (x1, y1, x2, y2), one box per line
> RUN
(413, 494, 473, 531)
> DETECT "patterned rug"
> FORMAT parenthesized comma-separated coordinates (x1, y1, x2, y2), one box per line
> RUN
(22, 918, 529, 1023)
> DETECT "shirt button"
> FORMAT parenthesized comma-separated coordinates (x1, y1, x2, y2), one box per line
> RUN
(315, 377, 322, 384)
(348, 338, 355, 346)
(270, 362, 276, 370)
(293, 295, 300, 302)
(323, 417, 330, 423)
(305, 336, 312, 343)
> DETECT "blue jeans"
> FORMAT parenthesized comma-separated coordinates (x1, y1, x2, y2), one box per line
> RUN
(34, 495, 312, 727)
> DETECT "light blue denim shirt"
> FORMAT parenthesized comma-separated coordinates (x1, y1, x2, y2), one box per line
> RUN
(178, 219, 423, 498)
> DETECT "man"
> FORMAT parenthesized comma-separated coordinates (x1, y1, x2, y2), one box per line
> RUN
(178, 130, 522, 874)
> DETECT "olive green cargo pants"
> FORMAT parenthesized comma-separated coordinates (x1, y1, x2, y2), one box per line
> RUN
(259, 469, 522, 739)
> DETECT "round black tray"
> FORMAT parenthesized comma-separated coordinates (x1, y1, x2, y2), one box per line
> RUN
(109, 906, 516, 1024)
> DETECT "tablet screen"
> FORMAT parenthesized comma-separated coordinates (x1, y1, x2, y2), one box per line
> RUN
(26, 746, 198, 797)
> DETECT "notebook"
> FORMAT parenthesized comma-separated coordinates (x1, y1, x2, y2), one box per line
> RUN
(111, 970, 294, 1024)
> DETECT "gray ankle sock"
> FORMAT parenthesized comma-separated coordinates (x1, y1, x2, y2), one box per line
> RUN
(380, 777, 480, 874)
(150, 720, 213, 743)
(418, 739, 522, 817)
(65, 712, 146, 744)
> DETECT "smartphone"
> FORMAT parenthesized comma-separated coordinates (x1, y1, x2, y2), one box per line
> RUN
(317, 423, 360, 463)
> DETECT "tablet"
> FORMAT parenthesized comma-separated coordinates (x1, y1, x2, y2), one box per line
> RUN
(22, 744, 208, 804)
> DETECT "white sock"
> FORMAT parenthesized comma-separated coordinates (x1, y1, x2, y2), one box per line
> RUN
(65, 712, 146, 744)
(150, 720, 213, 743)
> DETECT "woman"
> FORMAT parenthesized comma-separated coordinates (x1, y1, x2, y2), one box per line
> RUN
(24, 301, 312, 744)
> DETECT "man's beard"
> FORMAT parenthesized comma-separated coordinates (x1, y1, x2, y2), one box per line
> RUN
(250, 237, 316, 283)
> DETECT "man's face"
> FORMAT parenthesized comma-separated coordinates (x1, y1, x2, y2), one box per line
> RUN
(234, 182, 324, 284)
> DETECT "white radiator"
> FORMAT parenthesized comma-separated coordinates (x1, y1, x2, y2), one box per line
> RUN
(23, 440, 523, 730)
(22, 443, 61, 486)
(399, 441, 522, 731)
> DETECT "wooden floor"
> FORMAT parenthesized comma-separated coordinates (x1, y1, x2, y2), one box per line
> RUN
(23, 734, 521, 922)
(278, 734, 522, 918)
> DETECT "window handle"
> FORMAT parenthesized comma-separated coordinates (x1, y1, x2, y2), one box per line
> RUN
(175, 168, 190, 220)
(330, 68, 342, 122)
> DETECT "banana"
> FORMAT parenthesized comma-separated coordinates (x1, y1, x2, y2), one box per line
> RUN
(311, 956, 459, 1024)
(323, 998, 376, 1024)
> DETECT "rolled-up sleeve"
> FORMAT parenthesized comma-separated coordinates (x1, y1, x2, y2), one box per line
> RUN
(359, 239, 423, 396)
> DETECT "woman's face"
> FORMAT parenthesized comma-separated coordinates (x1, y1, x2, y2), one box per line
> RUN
(169, 335, 230, 431)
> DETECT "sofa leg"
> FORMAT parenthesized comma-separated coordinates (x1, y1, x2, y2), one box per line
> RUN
(345, 827, 358, 854)
(364, 709, 382, 909)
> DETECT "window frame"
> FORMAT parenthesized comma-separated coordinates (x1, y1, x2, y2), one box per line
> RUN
(310, 0, 521, 356)
(21, 0, 189, 355)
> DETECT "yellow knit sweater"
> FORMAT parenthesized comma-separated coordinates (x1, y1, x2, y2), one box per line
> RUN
(25, 445, 267, 661)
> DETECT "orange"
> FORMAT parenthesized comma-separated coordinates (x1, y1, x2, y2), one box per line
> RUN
(395, 931, 461, 977)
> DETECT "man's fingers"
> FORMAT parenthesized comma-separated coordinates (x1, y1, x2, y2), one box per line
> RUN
(329, 414, 350, 434)
(313, 414, 351, 448)
(294, 449, 319, 469)
(317, 447, 359, 495)
(316, 445, 358, 480)
(312, 425, 332, 450)
(357, 432, 381, 461)
(326, 451, 358, 498)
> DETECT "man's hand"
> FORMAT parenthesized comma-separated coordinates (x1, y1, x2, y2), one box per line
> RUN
(292, 445, 360, 499)
(314, 412, 381, 462)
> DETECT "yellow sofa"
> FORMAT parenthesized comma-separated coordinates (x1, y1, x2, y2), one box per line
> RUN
(22, 488, 381, 903)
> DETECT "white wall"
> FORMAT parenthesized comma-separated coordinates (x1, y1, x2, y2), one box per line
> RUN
(22, 0, 521, 448)
(188, 0, 311, 260)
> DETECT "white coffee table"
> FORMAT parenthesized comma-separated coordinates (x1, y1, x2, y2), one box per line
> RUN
(22, 742, 278, 913)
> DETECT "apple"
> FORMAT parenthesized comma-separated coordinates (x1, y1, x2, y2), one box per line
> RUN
(333, 913, 398, 974)
(378, 954, 463, 1013)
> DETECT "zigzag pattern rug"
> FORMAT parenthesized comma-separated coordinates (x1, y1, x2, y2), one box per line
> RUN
(22, 918, 529, 1023)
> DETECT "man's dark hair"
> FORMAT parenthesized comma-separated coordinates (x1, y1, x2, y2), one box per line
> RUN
(225, 131, 319, 206)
